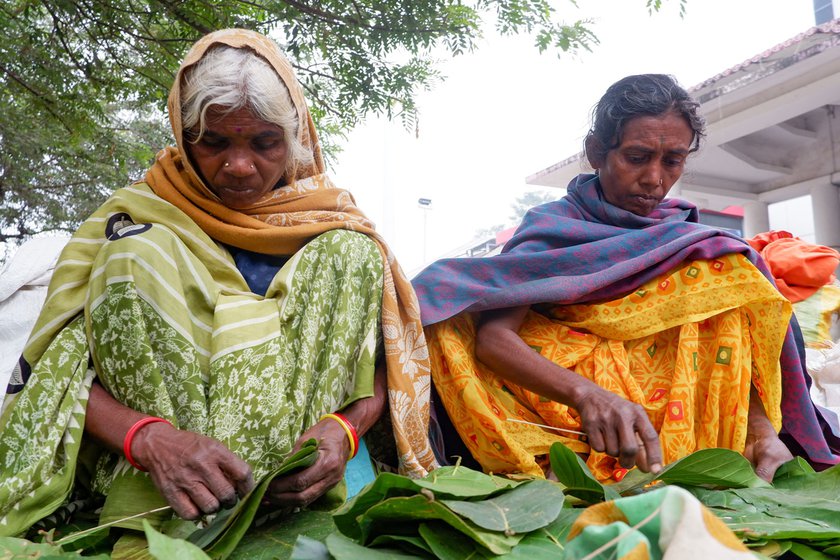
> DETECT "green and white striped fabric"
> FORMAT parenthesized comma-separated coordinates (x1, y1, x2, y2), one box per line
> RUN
(0, 184, 382, 536)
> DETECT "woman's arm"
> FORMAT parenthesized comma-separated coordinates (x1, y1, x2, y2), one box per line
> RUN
(744, 385, 793, 482)
(265, 360, 388, 508)
(475, 306, 662, 473)
(85, 382, 255, 519)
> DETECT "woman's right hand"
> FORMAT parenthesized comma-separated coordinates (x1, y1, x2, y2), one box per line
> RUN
(573, 385, 663, 473)
(131, 423, 255, 520)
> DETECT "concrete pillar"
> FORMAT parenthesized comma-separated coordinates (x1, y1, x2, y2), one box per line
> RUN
(742, 200, 770, 239)
(668, 179, 683, 198)
(811, 182, 840, 250)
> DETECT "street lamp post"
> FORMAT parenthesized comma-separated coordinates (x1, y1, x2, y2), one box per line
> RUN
(418, 198, 432, 264)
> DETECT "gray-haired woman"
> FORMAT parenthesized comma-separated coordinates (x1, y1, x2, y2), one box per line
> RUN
(0, 29, 437, 537)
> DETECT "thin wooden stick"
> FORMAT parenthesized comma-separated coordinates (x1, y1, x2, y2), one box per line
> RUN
(505, 417, 587, 437)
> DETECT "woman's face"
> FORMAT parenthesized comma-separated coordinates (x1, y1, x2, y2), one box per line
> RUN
(187, 106, 288, 209)
(588, 111, 694, 216)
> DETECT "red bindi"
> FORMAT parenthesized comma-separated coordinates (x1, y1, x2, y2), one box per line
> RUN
(235, 127, 242, 133)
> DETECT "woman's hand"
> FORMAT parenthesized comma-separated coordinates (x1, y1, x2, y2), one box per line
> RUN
(131, 423, 255, 520)
(476, 306, 662, 474)
(84, 383, 253, 521)
(574, 385, 663, 473)
(743, 429, 793, 482)
(264, 419, 351, 509)
(265, 361, 388, 510)
(745, 385, 793, 482)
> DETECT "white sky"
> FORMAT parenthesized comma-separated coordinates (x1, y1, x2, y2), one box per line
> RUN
(329, 0, 816, 274)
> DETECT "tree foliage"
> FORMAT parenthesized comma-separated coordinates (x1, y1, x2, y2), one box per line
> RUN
(0, 0, 681, 245)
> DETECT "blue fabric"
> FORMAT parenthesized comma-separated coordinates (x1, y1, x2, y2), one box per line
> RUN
(228, 246, 288, 296)
(344, 438, 376, 498)
(412, 174, 754, 327)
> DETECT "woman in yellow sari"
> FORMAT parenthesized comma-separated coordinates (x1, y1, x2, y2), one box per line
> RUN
(413, 74, 839, 482)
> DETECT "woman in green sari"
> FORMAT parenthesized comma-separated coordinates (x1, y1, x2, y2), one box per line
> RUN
(0, 29, 436, 536)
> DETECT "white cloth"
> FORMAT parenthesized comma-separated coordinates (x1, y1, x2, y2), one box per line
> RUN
(0, 237, 69, 390)
(805, 343, 840, 416)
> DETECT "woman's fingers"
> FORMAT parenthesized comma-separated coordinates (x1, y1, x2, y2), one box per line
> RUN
(138, 425, 255, 518)
(265, 420, 349, 509)
(635, 421, 662, 473)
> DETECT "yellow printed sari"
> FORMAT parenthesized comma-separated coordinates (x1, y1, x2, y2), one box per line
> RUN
(427, 254, 790, 481)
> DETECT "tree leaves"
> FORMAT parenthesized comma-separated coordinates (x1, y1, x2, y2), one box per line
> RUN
(1, 0, 611, 250)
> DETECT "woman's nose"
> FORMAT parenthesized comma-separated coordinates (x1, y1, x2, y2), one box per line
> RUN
(641, 164, 663, 189)
(223, 151, 256, 175)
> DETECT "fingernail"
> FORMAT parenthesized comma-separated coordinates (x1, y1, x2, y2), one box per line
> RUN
(651, 463, 662, 473)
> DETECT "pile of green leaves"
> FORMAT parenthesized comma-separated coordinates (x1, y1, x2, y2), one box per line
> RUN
(7, 440, 840, 559)
(291, 465, 577, 559)
(287, 445, 840, 559)
(0, 439, 321, 560)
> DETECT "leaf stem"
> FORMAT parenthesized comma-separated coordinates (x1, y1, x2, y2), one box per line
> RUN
(53, 505, 173, 546)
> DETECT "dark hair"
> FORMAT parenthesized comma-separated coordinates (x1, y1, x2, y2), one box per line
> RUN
(585, 74, 705, 161)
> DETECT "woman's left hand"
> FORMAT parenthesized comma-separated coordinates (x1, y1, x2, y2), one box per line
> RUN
(743, 426, 793, 483)
(745, 385, 793, 482)
(263, 418, 352, 509)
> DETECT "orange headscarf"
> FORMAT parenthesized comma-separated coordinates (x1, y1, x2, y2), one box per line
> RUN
(144, 29, 437, 477)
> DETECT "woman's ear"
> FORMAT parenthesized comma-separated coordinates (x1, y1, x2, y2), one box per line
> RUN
(584, 135, 604, 170)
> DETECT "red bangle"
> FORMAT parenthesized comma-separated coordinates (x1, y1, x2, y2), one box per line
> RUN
(123, 416, 172, 471)
(320, 412, 360, 460)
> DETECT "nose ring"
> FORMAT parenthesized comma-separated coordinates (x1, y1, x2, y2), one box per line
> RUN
(250, 164, 255, 170)
(658, 179, 663, 186)
(224, 162, 230, 168)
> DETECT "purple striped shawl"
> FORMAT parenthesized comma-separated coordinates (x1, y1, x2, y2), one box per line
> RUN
(412, 174, 839, 466)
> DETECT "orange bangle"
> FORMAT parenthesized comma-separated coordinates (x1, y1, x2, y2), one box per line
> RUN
(320, 413, 359, 460)
(123, 416, 172, 471)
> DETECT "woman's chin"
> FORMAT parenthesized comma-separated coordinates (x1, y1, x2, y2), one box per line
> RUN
(215, 188, 264, 209)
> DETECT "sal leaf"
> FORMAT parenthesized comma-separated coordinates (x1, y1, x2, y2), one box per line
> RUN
(440, 479, 564, 534)
(548, 442, 619, 503)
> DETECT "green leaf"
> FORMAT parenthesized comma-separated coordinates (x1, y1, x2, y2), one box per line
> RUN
(325, 533, 423, 559)
(369, 533, 434, 557)
(333, 473, 428, 539)
(440, 479, 565, 534)
(413, 466, 521, 499)
(787, 542, 835, 560)
(500, 509, 581, 559)
(0, 536, 108, 559)
(770, 457, 816, 484)
(229, 509, 335, 560)
(143, 520, 211, 560)
(333, 466, 518, 540)
(417, 522, 487, 559)
(358, 495, 522, 555)
(548, 442, 619, 503)
(653, 448, 770, 489)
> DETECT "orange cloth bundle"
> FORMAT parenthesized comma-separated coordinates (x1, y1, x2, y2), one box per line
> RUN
(748, 230, 840, 303)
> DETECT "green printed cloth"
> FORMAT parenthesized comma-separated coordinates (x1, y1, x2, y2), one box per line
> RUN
(0, 184, 382, 536)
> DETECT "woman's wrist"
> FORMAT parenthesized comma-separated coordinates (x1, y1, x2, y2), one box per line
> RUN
(130, 420, 176, 470)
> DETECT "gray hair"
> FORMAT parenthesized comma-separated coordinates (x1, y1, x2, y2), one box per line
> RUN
(585, 74, 705, 162)
(180, 45, 314, 177)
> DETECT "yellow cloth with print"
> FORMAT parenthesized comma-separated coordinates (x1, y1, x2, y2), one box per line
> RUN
(427, 254, 789, 480)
